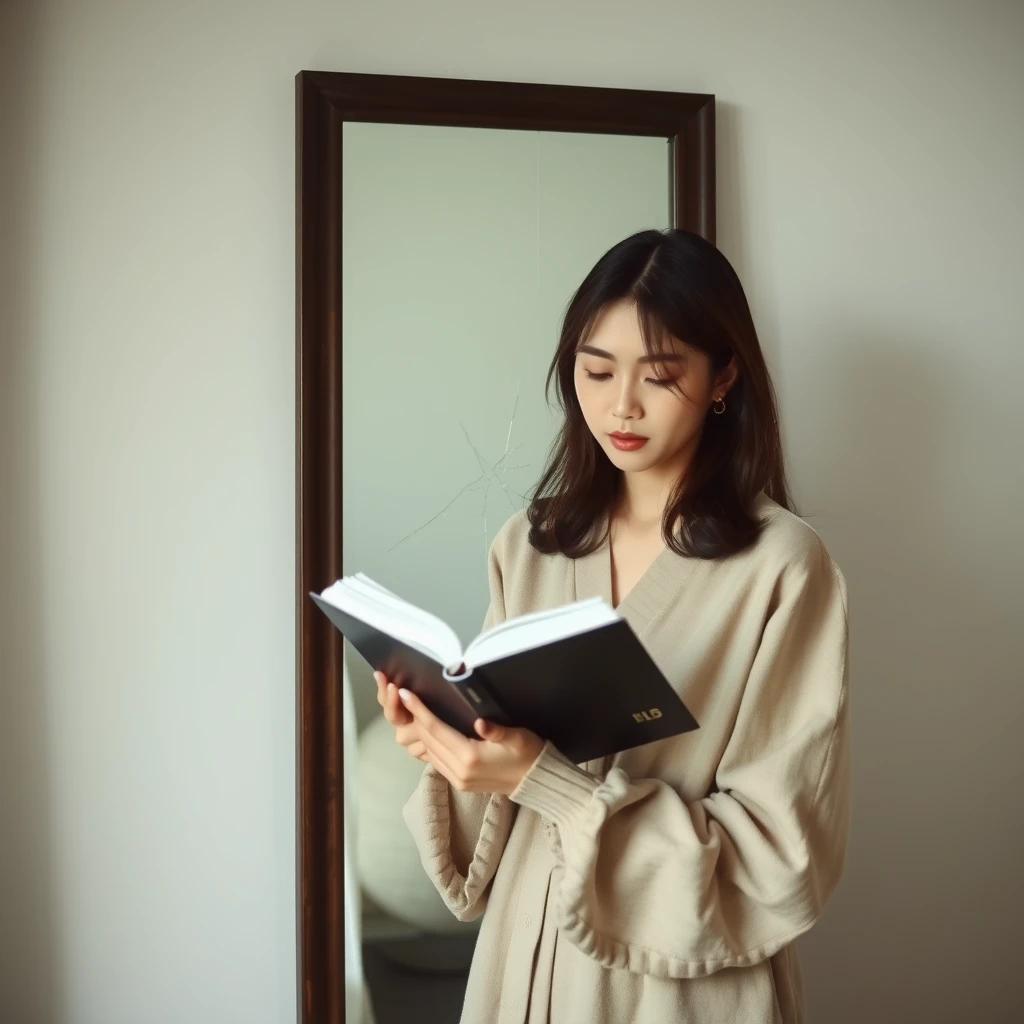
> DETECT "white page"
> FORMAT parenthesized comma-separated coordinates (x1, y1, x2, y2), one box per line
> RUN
(464, 597, 619, 667)
(319, 577, 463, 669)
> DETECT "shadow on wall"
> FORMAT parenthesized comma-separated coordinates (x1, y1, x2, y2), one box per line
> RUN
(791, 329, 1019, 1023)
(714, 100, 781, 374)
(0, 2, 66, 1020)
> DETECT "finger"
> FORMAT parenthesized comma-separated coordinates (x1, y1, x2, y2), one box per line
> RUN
(382, 683, 407, 726)
(387, 683, 413, 725)
(394, 690, 483, 787)
(379, 682, 395, 724)
(375, 671, 386, 706)
(413, 718, 483, 791)
(395, 722, 421, 749)
(398, 688, 474, 757)
(401, 712, 466, 782)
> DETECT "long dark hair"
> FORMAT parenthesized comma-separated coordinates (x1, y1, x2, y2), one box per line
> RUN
(527, 228, 794, 560)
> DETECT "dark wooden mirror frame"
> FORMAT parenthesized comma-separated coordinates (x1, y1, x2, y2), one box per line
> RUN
(294, 69, 715, 1024)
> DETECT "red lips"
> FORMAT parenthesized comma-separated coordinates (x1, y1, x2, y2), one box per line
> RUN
(608, 431, 649, 451)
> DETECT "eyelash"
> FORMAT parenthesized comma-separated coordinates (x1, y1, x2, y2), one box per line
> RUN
(584, 370, 677, 388)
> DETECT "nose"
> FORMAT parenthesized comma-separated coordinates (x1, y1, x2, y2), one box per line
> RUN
(612, 374, 643, 422)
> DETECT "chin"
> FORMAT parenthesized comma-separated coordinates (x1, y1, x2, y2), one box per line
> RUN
(603, 444, 658, 472)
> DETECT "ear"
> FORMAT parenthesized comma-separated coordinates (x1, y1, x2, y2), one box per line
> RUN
(714, 356, 740, 397)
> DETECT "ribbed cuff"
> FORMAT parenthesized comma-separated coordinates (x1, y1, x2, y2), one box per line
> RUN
(509, 741, 601, 827)
(401, 762, 512, 922)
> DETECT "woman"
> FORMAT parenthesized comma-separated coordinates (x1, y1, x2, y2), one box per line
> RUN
(376, 228, 850, 1023)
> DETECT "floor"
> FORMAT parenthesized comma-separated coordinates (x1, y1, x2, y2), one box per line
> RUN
(362, 933, 477, 1024)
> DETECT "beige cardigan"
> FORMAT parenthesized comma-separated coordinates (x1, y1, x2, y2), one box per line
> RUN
(403, 493, 850, 1023)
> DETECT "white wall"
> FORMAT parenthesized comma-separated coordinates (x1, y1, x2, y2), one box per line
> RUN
(1, 1, 1021, 1022)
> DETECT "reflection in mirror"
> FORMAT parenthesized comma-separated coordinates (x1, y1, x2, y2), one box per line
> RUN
(341, 121, 668, 1023)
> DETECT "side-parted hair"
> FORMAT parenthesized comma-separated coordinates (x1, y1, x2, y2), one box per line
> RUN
(527, 228, 794, 560)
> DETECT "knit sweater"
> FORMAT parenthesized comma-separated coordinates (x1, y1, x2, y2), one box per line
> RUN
(402, 492, 850, 1023)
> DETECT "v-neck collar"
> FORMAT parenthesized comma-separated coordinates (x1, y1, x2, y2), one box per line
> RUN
(572, 512, 690, 636)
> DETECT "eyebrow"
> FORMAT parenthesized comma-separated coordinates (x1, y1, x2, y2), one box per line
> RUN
(576, 344, 686, 364)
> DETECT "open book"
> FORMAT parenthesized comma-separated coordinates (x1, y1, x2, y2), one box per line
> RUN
(312, 573, 698, 764)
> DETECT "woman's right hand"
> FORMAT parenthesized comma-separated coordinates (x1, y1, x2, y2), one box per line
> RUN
(374, 671, 430, 763)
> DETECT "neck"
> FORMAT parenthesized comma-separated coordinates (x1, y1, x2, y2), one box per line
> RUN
(615, 449, 695, 530)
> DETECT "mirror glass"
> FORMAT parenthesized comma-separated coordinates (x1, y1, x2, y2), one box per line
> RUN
(341, 119, 670, 1022)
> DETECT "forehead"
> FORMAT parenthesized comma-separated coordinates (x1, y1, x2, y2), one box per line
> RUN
(582, 300, 687, 358)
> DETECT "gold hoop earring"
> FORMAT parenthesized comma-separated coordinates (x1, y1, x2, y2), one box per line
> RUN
(713, 397, 727, 415)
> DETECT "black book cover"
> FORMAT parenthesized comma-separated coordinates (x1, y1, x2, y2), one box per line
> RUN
(312, 593, 698, 764)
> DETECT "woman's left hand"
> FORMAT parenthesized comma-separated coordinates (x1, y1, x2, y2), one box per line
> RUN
(397, 687, 545, 796)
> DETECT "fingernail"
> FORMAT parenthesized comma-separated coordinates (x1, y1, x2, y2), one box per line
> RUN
(397, 688, 410, 703)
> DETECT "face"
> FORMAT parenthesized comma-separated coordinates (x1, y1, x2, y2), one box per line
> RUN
(573, 300, 734, 480)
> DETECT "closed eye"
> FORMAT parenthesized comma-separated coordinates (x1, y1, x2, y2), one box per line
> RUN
(585, 370, 677, 388)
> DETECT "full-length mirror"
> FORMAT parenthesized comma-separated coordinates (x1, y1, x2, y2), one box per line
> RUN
(344, 120, 671, 1019)
(296, 71, 714, 1024)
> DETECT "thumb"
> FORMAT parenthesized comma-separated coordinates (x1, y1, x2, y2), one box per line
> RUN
(473, 718, 507, 742)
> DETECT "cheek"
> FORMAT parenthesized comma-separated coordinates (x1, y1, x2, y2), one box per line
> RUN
(666, 370, 713, 413)
(653, 388, 703, 437)
(688, 364, 716, 407)
(574, 374, 599, 417)
(573, 375, 585, 413)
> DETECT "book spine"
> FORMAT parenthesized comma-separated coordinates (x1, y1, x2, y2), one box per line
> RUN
(449, 672, 510, 727)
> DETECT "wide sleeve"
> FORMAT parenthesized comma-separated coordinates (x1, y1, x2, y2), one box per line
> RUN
(401, 534, 520, 922)
(508, 541, 851, 977)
